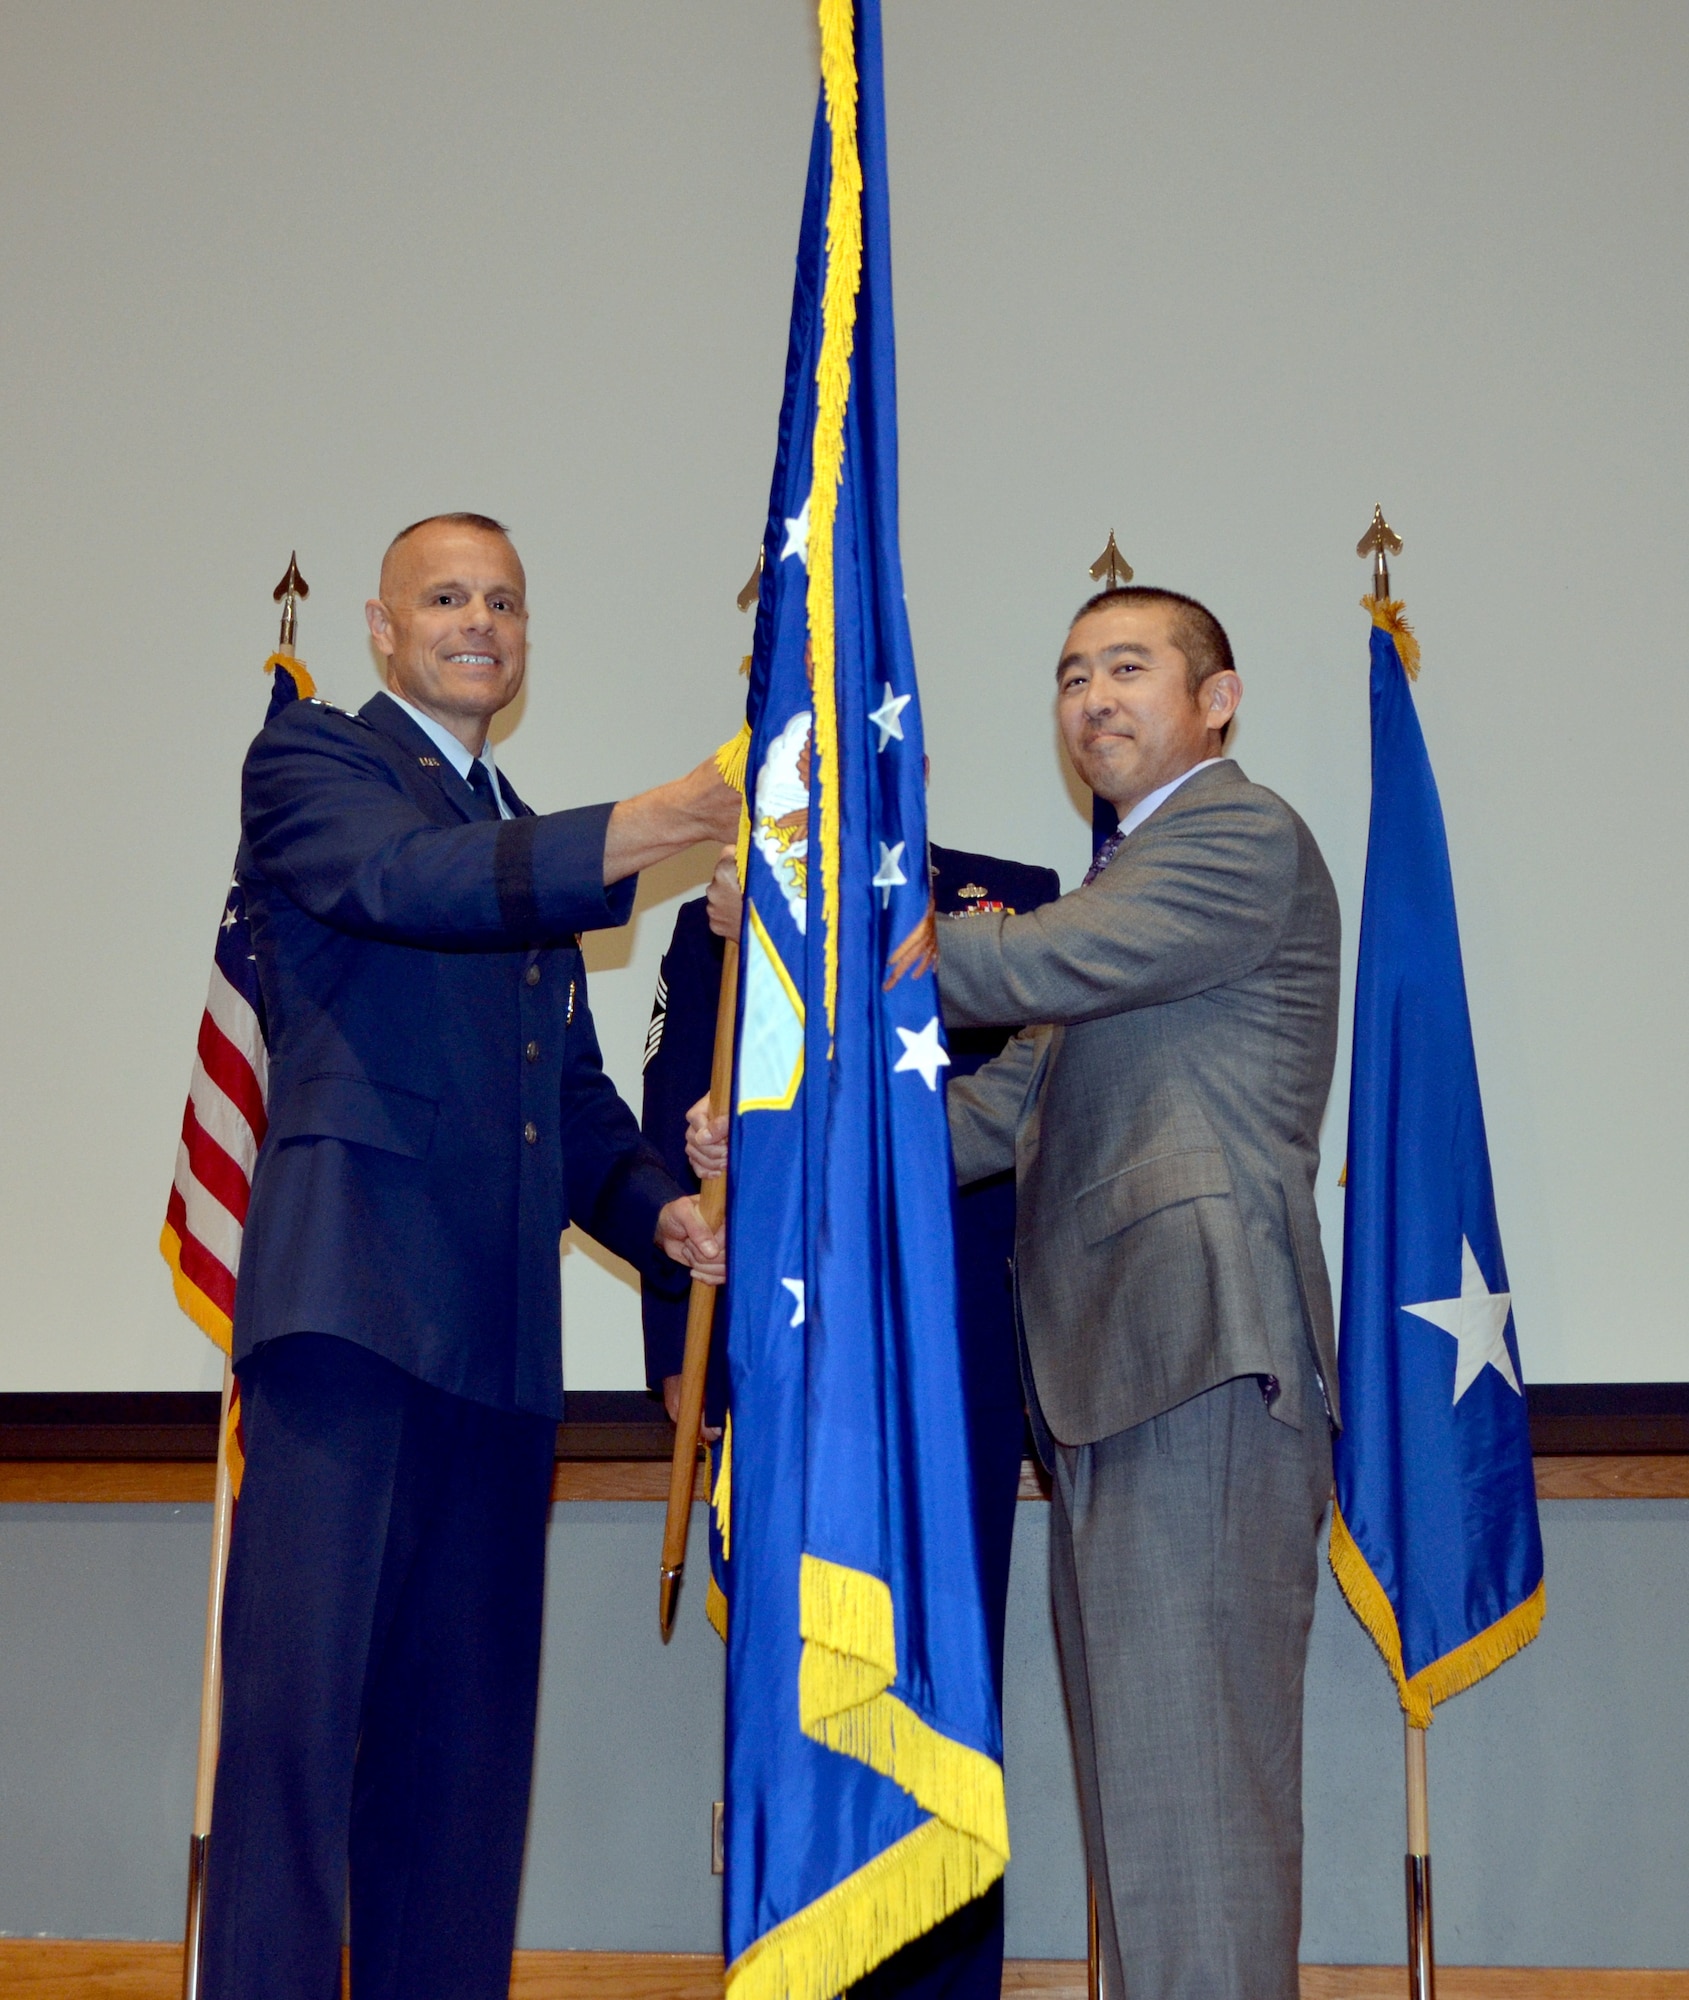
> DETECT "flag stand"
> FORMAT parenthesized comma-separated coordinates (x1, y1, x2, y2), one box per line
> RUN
(181, 1355, 236, 2000)
(1405, 1720, 1436, 2000)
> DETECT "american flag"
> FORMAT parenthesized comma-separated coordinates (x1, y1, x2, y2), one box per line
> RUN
(160, 651, 315, 1489)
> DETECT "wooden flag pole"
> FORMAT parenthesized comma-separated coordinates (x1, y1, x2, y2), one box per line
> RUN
(1405, 1719, 1436, 2000)
(658, 936, 739, 1639)
(181, 1354, 236, 2000)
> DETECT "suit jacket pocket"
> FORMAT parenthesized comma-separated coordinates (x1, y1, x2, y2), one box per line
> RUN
(1075, 1146, 1234, 1247)
(267, 1073, 438, 1159)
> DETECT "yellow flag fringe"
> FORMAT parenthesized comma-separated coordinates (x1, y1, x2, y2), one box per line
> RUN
(716, 721, 753, 797)
(1361, 596, 1421, 681)
(1329, 1500, 1545, 1729)
(262, 651, 317, 698)
(706, 1575, 730, 1644)
(752, 1551, 1010, 2000)
(807, 0, 864, 1041)
(727, 1816, 1002, 2000)
(159, 1222, 233, 1352)
(714, 1413, 734, 1561)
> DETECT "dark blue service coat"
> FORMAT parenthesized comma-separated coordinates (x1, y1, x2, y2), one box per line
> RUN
(234, 689, 684, 1419)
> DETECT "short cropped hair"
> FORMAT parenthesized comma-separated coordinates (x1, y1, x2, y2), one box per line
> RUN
(1070, 585, 1234, 700)
(385, 511, 512, 560)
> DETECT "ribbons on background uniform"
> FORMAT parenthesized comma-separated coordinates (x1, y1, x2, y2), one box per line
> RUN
(1331, 597, 1545, 1726)
(160, 650, 316, 1495)
(715, 3, 1008, 1995)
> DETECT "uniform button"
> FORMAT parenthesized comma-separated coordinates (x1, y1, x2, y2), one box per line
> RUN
(525, 964, 541, 987)
(525, 1040, 539, 1064)
(523, 1121, 538, 1145)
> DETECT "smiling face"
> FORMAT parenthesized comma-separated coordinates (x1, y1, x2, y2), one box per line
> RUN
(1055, 598, 1239, 814)
(365, 520, 528, 753)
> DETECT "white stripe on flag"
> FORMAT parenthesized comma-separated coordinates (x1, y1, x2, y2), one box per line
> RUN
(188, 1055, 261, 1178)
(175, 1147, 245, 1276)
(203, 963, 269, 1104)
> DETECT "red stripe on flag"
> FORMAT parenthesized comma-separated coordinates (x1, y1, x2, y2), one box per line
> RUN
(197, 1010, 268, 1145)
(182, 1101, 251, 1226)
(176, 1219, 238, 1321)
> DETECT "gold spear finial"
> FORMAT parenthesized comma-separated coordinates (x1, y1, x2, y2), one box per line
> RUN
(736, 548, 764, 614)
(1356, 505, 1403, 600)
(1088, 531, 1133, 589)
(272, 552, 310, 654)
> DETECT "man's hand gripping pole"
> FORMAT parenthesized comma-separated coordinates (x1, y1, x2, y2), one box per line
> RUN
(659, 726, 750, 1640)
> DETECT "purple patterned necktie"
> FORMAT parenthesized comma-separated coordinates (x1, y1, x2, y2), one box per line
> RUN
(1082, 828, 1125, 888)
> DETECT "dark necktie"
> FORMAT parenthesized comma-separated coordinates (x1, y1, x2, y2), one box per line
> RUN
(464, 760, 501, 819)
(1082, 828, 1125, 887)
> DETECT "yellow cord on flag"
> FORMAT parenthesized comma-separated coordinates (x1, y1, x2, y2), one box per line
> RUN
(807, 0, 864, 1041)
(263, 651, 317, 697)
(1329, 1500, 1545, 1729)
(1362, 596, 1421, 680)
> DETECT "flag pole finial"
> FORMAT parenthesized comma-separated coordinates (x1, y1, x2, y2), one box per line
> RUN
(273, 552, 310, 654)
(1088, 531, 1133, 590)
(1356, 505, 1403, 600)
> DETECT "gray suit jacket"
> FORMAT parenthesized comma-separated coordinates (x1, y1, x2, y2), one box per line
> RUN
(939, 759, 1341, 1447)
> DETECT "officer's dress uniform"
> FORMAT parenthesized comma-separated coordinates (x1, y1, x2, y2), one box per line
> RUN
(640, 841, 1060, 2000)
(204, 689, 685, 2000)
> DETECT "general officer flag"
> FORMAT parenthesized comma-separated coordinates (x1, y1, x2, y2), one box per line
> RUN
(1330, 598, 1544, 1726)
(716, 4, 1008, 1996)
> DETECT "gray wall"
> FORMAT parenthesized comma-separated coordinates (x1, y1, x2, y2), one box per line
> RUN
(2, 1499, 1684, 1966)
(3, 0, 1687, 1398)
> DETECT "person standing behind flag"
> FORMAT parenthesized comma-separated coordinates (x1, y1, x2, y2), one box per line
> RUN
(936, 586, 1341, 2000)
(201, 512, 737, 2000)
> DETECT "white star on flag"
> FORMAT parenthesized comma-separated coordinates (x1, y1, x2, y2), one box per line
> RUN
(780, 493, 811, 567)
(869, 682, 912, 751)
(780, 1278, 805, 1327)
(873, 840, 907, 908)
(1402, 1236, 1520, 1405)
(893, 1017, 950, 1091)
(221, 906, 239, 932)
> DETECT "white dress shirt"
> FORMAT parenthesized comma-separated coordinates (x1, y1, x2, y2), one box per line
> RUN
(1116, 756, 1223, 841)
(384, 691, 513, 819)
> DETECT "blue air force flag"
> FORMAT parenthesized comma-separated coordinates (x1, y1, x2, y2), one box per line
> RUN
(1330, 601, 1544, 1726)
(716, 4, 1009, 1996)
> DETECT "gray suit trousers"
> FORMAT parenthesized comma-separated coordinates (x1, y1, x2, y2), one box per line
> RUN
(1049, 1366, 1332, 2000)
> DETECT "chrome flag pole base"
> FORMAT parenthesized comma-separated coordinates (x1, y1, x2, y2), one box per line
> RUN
(658, 1565, 683, 1642)
(1405, 1852, 1436, 2000)
(181, 1833, 209, 2000)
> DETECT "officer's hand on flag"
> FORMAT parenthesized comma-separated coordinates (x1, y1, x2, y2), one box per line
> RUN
(706, 845, 743, 942)
(684, 1095, 730, 1182)
(656, 1194, 725, 1285)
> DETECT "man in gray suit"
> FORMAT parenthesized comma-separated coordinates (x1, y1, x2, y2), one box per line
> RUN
(937, 586, 1340, 2000)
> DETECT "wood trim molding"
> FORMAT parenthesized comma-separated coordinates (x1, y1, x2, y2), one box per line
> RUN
(5, 1385, 1687, 1468)
(0, 1943, 1682, 1999)
(6, 1454, 1686, 1505)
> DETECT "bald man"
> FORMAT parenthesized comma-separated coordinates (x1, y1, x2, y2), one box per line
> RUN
(201, 513, 739, 2000)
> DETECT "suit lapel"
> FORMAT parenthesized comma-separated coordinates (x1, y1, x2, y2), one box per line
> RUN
(494, 768, 535, 819)
(360, 691, 480, 824)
